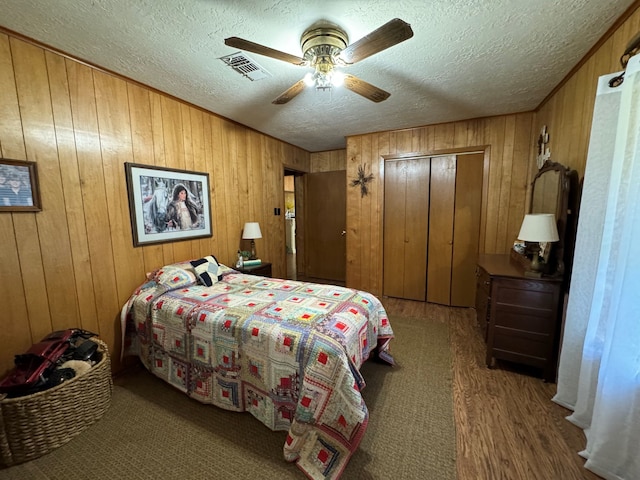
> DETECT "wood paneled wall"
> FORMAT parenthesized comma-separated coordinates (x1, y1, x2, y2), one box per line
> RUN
(535, 5, 640, 177)
(310, 149, 346, 172)
(0, 32, 309, 375)
(345, 114, 535, 295)
(344, 3, 640, 296)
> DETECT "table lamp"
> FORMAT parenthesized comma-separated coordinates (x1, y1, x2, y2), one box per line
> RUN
(517, 213, 559, 274)
(242, 222, 262, 260)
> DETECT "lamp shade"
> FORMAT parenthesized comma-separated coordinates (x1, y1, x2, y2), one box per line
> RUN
(517, 214, 559, 242)
(242, 222, 262, 240)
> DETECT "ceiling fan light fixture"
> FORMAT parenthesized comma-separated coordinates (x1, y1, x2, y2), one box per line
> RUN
(330, 70, 345, 87)
(303, 72, 315, 86)
(315, 74, 332, 91)
(305, 68, 344, 91)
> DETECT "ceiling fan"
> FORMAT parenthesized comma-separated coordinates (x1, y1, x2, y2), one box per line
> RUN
(224, 18, 413, 104)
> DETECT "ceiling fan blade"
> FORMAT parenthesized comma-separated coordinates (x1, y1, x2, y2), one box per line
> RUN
(272, 79, 307, 104)
(224, 37, 306, 65)
(343, 74, 390, 103)
(339, 18, 413, 64)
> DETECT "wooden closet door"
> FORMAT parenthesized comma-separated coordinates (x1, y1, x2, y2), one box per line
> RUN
(383, 158, 429, 300)
(383, 153, 483, 305)
(427, 156, 456, 304)
(427, 153, 484, 306)
(383, 161, 406, 298)
(450, 153, 484, 306)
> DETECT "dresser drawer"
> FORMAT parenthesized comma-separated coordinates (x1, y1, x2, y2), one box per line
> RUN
(492, 277, 559, 311)
(492, 327, 551, 367)
(491, 310, 555, 334)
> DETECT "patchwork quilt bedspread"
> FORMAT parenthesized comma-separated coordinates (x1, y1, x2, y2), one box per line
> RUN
(120, 261, 394, 480)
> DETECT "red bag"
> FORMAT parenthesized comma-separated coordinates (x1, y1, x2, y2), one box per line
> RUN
(0, 329, 96, 397)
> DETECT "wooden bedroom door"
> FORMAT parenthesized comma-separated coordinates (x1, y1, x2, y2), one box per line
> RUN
(383, 158, 430, 301)
(383, 153, 483, 306)
(304, 170, 346, 282)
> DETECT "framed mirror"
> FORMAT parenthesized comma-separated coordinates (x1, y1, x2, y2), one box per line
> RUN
(529, 160, 580, 280)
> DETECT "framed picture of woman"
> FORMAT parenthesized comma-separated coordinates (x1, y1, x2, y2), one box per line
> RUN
(0, 159, 42, 212)
(124, 162, 212, 246)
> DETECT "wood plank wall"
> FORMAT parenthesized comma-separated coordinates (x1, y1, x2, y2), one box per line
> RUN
(535, 4, 640, 177)
(310, 149, 346, 172)
(344, 3, 640, 296)
(0, 32, 309, 375)
(345, 114, 534, 295)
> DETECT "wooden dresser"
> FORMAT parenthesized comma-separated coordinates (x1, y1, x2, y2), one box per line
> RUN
(475, 254, 564, 382)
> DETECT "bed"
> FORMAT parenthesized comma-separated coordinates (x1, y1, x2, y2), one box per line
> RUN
(120, 256, 394, 480)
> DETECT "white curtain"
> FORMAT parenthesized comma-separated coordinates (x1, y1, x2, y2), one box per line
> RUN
(552, 54, 640, 480)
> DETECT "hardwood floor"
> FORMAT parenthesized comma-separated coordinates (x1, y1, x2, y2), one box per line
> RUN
(380, 297, 600, 480)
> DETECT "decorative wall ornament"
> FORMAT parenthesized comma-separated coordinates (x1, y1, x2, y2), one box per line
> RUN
(350, 163, 374, 197)
(537, 125, 551, 169)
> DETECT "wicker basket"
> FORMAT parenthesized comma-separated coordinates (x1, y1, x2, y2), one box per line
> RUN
(0, 338, 113, 467)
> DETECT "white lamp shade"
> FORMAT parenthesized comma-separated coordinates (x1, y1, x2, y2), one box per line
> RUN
(517, 214, 559, 242)
(242, 222, 262, 239)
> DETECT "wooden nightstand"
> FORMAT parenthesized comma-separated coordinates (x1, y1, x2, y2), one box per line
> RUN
(237, 262, 272, 277)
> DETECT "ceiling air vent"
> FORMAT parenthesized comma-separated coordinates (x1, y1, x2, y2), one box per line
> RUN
(220, 52, 271, 81)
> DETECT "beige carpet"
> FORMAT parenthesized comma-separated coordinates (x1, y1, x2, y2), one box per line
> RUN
(0, 316, 456, 480)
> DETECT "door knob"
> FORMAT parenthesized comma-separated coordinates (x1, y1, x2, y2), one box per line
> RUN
(341, 230, 346, 236)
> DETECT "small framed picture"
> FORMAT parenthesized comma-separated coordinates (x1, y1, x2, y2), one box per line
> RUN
(124, 162, 213, 247)
(0, 159, 42, 212)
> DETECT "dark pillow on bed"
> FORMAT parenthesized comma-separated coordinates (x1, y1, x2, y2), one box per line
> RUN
(190, 255, 222, 287)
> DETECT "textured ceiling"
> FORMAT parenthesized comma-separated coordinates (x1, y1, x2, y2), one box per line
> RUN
(0, 0, 635, 152)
